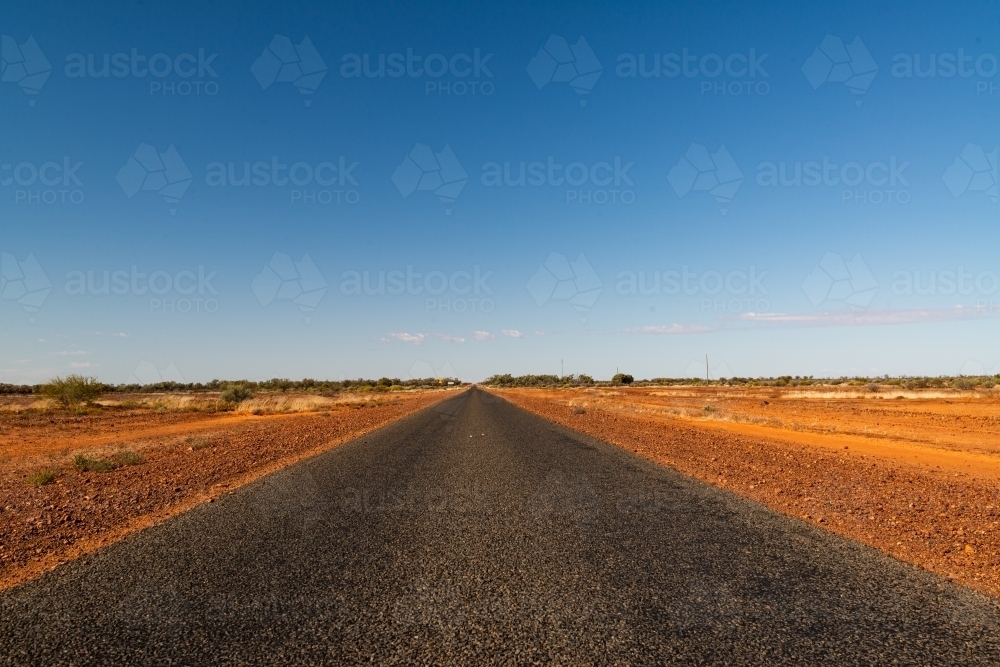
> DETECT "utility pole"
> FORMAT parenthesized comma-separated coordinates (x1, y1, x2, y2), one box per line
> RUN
(705, 355, 709, 381)
(561, 359, 564, 378)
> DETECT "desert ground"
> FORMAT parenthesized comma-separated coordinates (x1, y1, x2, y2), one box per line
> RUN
(0, 389, 455, 589)
(495, 384, 1000, 599)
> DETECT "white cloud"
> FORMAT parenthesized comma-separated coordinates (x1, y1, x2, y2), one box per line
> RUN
(388, 332, 427, 345)
(436, 333, 466, 344)
(69, 361, 98, 369)
(622, 324, 715, 335)
(737, 307, 986, 328)
(471, 331, 495, 340)
(501, 329, 523, 338)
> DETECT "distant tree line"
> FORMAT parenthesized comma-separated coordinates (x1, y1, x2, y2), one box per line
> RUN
(481, 373, 1000, 389)
(0, 376, 464, 396)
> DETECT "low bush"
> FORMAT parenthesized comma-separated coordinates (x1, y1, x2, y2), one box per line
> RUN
(111, 450, 144, 466)
(41, 375, 103, 407)
(73, 454, 117, 473)
(220, 383, 254, 404)
(27, 470, 59, 486)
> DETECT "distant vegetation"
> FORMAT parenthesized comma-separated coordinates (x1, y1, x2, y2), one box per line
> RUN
(481, 373, 1000, 390)
(1, 376, 465, 397)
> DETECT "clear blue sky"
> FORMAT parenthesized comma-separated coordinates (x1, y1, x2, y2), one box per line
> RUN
(1, 0, 999, 383)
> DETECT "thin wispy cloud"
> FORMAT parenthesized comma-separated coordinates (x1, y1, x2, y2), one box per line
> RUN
(735, 306, 992, 328)
(436, 333, 466, 344)
(621, 323, 716, 335)
(69, 361, 98, 369)
(472, 331, 495, 340)
(502, 329, 524, 338)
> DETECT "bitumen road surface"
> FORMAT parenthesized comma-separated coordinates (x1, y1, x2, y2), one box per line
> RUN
(2, 388, 1000, 665)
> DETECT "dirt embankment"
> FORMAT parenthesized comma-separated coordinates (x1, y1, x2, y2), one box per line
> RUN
(495, 387, 1000, 600)
(0, 391, 450, 590)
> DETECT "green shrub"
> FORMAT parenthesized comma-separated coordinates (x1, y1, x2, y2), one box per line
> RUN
(220, 383, 254, 404)
(27, 470, 59, 486)
(953, 377, 977, 390)
(111, 450, 144, 466)
(611, 373, 634, 385)
(73, 454, 117, 473)
(41, 375, 103, 407)
(188, 437, 213, 450)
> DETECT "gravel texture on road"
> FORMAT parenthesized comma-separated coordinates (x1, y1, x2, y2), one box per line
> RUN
(2, 388, 999, 665)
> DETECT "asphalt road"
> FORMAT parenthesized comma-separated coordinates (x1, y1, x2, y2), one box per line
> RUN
(2, 388, 1000, 665)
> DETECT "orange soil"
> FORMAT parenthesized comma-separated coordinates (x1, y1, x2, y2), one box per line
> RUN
(0, 390, 453, 590)
(496, 386, 1000, 599)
